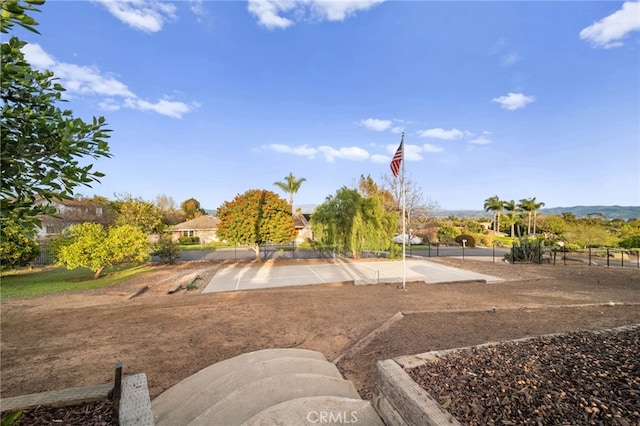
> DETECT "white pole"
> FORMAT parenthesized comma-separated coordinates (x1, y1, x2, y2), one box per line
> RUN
(401, 133, 406, 291)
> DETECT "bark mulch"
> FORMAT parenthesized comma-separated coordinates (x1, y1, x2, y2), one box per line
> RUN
(408, 326, 640, 426)
(1, 399, 112, 425)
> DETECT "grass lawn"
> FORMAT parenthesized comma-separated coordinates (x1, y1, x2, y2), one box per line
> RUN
(0, 264, 154, 299)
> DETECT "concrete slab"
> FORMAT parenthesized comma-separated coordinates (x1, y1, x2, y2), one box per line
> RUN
(203, 259, 502, 293)
(242, 396, 385, 426)
(189, 374, 361, 426)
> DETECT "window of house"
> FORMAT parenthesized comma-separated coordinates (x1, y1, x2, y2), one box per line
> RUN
(182, 230, 194, 237)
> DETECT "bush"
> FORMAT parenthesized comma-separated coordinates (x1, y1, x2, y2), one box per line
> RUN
(178, 236, 200, 245)
(619, 235, 640, 249)
(454, 234, 476, 248)
(505, 237, 547, 263)
(480, 235, 494, 247)
(153, 235, 181, 264)
(437, 225, 460, 244)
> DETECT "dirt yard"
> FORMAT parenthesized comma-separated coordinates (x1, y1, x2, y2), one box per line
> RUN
(1, 257, 639, 403)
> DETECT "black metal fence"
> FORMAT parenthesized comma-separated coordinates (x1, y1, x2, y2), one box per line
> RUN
(35, 240, 640, 269)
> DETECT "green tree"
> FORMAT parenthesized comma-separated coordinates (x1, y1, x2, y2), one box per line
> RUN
(518, 197, 545, 235)
(0, 217, 39, 270)
(502, 199, 518, 237)
(113, 194, 163, 234)
(180, 197, 205, 220)
(483, 195, 503, 233)
(54, 223, 149, 279)
(155, 194, 184, 225)
(216, 189, 295, 259)
(273, 172, 306, 212)
(311, 187, 396, 258)
(1, 1, 112, 239)
(152, 233, 181, 264)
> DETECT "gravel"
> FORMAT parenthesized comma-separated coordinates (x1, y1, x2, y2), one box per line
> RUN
(408, 326, 640, 425)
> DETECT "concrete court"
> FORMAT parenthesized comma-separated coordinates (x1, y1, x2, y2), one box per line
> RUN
(202, 258, 502, 293)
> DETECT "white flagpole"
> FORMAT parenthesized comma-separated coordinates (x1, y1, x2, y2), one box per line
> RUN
(401, 132, 406, 291)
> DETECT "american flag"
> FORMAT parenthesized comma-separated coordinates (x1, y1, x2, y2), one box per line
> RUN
(390, 136, 403, 177)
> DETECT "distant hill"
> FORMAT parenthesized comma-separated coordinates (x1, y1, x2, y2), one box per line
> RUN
(432, 205, 640, 220)
(210, 205, 639, 220)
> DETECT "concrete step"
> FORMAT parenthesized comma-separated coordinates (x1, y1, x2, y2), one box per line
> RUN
(242, 396, 385, 426)
(153, 355, 342, 425)
(189, 373, 361, 425)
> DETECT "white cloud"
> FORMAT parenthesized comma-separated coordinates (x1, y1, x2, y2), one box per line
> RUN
(247, 0, 384, 29)
(390, 126, 404, 134)
(360, 118, 392, 132)
(22, 43, 194, 119)
(492, 92, 536, 111)
(403, 144, 424, 161)
(247, 0, 295, 29)
(418, 128, 465, 140)
(96, 0, 177, 33)
(312, 0, 385, 21)
(370, 154, 389, 163)
(470, 135, 491, 145)
(125, 98, 192, 119)
(500, 52, 520, 66)
(266, 144, 318, 158)
(580, 1, 640, 49)
(318, 146, 370, 162)
(423, 144, 444, 153)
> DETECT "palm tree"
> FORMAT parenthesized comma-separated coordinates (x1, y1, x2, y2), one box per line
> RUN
(483, 195, 503, 233)
(503, 199, 517, 237)
(532, 198, 545, 234)
(273, 172, 306, 213)
(518, 197, 542, 235)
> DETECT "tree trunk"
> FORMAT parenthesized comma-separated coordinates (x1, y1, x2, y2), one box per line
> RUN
(94, 266, 105, 280)
(251, 244, 260, 260)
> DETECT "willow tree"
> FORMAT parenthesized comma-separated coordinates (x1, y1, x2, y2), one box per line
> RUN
(216, 189, 295, 259)
(311, 187, 396, 258)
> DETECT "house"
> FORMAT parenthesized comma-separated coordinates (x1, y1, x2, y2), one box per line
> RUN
(34, 198, 112, 241)
(293, 212, 314, 242)
(171, 215, 220, 244)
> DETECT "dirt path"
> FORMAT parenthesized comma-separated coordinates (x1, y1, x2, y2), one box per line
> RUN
(1, 258, 639, 401)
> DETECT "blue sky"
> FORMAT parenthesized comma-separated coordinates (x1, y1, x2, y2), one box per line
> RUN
(14, 0, 640, 210)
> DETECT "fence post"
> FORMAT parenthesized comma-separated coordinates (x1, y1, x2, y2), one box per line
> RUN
(607, 248, 610, 268)
(436, 242, 439, 257)
(511, 243, 515, 264)
(428, 242, 431, 257)
(492, 243, 495, 263)
(553, 247, 556, 265)
(621, 249, 624, 268)
(589, 247, 592, 266)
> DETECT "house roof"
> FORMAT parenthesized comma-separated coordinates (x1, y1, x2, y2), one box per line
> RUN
(293, 213, 311, 229)
(172, 215, 220, 231)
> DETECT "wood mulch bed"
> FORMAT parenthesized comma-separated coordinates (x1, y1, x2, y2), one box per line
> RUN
(408, 326, 640, 425)
(1, 399, 112, 425)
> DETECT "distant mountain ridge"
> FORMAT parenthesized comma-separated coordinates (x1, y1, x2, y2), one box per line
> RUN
(211, 205, 639, 220)
(432, 205, 640, 220)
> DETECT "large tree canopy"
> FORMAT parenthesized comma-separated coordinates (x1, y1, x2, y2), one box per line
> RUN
(216, 189, 295, 259)
(1, 0, 112, 239)
(311, 187, 396, 258)
(54, 223, 149, 279)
